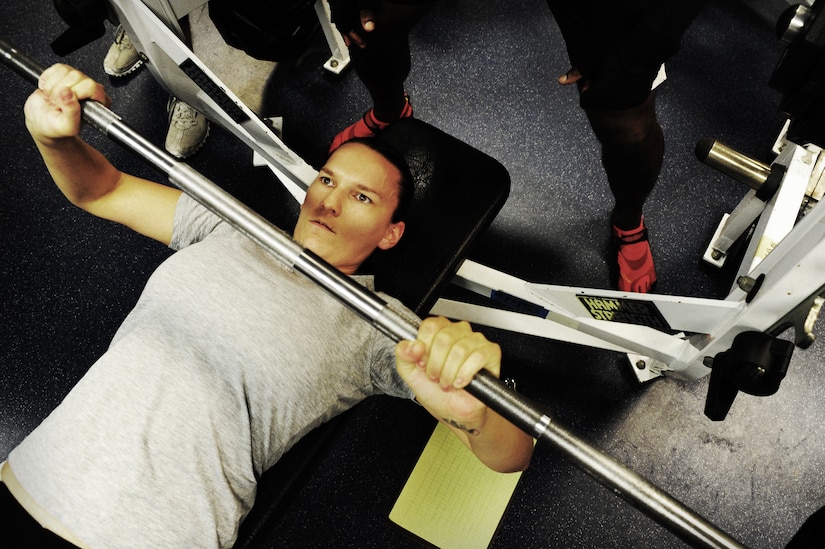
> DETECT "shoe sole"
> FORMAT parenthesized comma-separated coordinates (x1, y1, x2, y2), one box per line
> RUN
(104, 58, 145, 78)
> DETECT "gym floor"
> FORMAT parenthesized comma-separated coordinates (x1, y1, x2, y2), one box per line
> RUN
(1, 1, 823, 547)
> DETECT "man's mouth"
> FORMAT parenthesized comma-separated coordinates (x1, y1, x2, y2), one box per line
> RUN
(312, 220, 334, 233)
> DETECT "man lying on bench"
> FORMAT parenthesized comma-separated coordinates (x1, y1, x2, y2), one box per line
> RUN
(0, 64, 533, 548)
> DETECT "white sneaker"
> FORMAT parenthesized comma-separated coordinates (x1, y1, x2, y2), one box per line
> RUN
(103, 25, 144, 77)
(165, 98, 209, 159)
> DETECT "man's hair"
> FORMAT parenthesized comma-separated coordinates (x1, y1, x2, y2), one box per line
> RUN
(340, 137, 414, 223)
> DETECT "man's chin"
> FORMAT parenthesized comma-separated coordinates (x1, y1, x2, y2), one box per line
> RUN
(299, 238, 332, 261)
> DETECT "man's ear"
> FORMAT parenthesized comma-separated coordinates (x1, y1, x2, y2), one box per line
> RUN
(378, 221, 405, 250)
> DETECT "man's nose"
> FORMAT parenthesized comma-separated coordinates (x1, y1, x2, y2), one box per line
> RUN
(320, 188, 342, 215)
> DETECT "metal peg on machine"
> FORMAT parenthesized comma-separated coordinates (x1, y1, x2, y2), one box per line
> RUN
(695, 139, 772, 192)
(695, 139, 786, 265)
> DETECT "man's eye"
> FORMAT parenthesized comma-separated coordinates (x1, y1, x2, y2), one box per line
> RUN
(321, 176, 333, 186)
(356, 193, 372, 204)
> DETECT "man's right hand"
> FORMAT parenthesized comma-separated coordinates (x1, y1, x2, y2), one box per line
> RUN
(24, 63, 111, 145)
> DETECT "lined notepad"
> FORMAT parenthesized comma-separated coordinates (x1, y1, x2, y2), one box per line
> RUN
(389, 422, 524, 548)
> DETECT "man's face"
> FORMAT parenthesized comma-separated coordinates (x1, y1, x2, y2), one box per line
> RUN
(293, 142, 406, 274)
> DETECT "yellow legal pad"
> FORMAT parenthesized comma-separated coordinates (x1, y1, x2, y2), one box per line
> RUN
(389, 422, 524, 548)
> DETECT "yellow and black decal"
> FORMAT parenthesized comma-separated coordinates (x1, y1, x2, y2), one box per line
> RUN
(577, 294, 671, 331)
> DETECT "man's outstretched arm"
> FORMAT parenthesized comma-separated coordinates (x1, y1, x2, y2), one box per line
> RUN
(396, 317, 534, 473)
(24, 64, 181, 245)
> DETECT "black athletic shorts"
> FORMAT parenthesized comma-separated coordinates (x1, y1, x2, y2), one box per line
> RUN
(545, 0, 647, 79)
(0, 482, 79, 548)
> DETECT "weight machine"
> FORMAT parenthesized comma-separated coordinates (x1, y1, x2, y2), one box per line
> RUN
(7, 0, 825, 546)
(435, 0, 825, 423)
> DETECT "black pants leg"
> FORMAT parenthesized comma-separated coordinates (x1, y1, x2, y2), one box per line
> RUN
(0, 482, 79, 548)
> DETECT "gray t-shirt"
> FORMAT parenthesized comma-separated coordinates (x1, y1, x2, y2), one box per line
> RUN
(9, 194, 416, 548)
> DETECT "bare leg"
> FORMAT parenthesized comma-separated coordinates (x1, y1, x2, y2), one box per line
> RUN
(583, 92, 662, 291)
(584, 91, 664, 231)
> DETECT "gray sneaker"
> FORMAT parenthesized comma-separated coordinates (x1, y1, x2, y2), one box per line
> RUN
(103, 25, 144, 77)
(165, 98, 209, 159)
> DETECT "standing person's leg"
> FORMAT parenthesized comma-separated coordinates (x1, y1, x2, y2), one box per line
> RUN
(329, 0, 436, 151)
(585, 91, 663, 292)
(103, 17, 209, 159)
(586, 92, 663, 230)
(548, 1, 659, 292)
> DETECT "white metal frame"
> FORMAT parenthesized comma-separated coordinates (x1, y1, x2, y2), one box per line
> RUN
(109, 0, 825, 389)
(433, 134, 825, 383)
